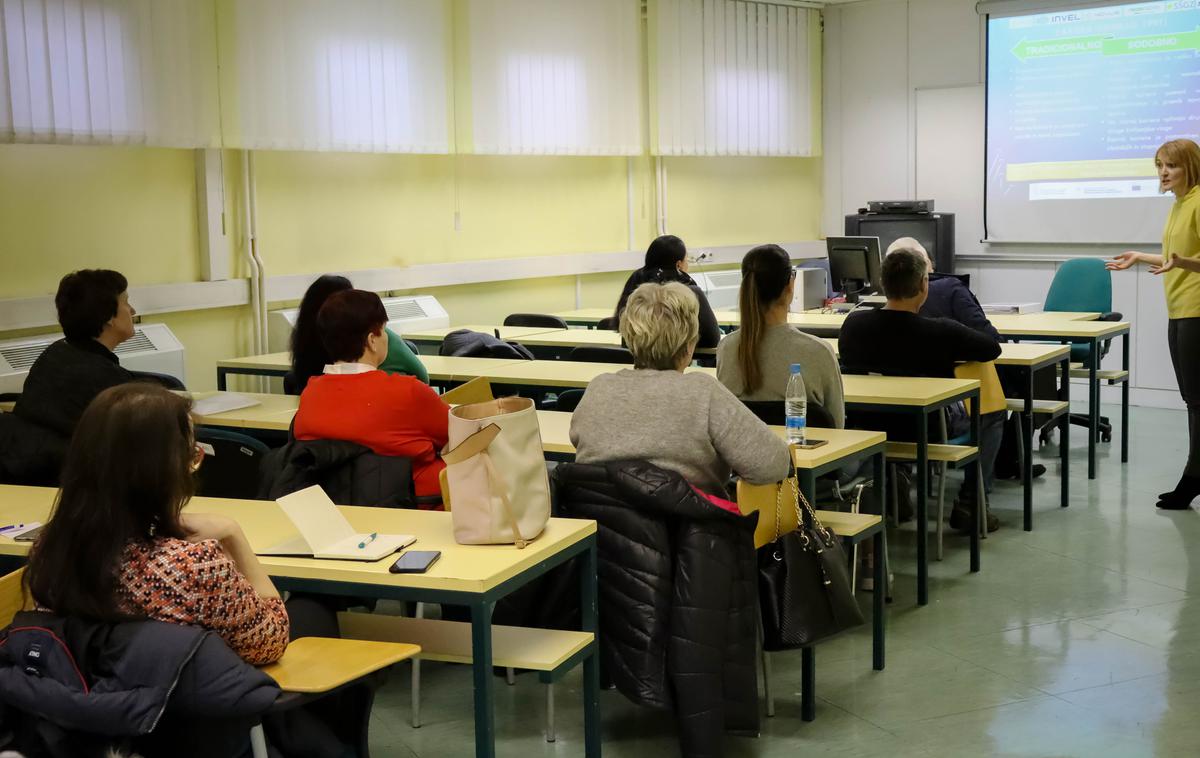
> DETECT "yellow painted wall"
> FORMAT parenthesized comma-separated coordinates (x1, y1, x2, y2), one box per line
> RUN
(0, 144, 820, 391)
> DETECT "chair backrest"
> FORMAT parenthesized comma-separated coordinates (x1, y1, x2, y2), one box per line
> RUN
(130, 370, 187, 390)
(741, 399, 835, 428)
(954, 361, 1007, 416)
(503, 313, 569, 329)
(194, 427, 272, 500)
(567, 346, 634, 365)
(554, 388, 585, 413)
(597, 316, 618, 331)
(1044, 258, 1111, 313)
(1, 568, 27, 627)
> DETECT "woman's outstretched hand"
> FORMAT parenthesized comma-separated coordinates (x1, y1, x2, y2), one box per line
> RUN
(1106, 251, 1143, 271)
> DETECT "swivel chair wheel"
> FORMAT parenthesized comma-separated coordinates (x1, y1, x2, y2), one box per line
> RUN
(1101, 430, 1112, 444)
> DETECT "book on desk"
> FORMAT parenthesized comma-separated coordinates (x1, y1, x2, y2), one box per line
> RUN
(261, 486, 415, 561)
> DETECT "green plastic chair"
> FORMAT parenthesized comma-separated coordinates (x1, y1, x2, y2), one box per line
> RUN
(1043, 258, 1113, 363)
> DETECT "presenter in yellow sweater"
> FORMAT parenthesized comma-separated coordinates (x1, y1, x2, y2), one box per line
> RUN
(1108, 138, 1200, 509)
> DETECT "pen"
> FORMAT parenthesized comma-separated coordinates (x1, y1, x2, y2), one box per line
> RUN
(0, 524, 24, 533)
(358, 532, 378, 549)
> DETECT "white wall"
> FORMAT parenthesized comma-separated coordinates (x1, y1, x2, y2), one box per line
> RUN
(823, 0, 1181, 409)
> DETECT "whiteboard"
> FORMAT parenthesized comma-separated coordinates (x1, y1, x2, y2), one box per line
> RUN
(915, 85, 984, 258)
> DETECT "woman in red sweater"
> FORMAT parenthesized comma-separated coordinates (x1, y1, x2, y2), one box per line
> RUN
(294, 289, 450, 500)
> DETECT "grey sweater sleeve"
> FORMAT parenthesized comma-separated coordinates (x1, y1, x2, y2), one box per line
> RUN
(816, 341, 846, 429)
(707, 382, 792, 484)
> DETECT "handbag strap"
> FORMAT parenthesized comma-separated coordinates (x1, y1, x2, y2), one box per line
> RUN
(442, 424, 501, 466)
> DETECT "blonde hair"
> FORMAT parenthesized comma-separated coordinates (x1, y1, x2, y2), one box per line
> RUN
(620, 281, 699, 370)
(1156, 139, 1200, 193)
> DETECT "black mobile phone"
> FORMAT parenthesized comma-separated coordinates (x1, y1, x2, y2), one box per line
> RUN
(794, 439, 829, 450)
(389, 550, 441, 574)
(13, 525, 43, 542)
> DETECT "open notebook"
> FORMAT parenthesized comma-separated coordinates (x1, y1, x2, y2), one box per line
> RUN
(260, 485, 416, 561)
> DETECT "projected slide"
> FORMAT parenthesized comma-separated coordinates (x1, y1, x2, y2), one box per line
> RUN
(986, 0, 1200, 243)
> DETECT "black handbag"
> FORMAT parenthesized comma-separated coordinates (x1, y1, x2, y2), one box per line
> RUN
(758, 477, 864, 650)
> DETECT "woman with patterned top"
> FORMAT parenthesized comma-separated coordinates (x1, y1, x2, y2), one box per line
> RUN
(24, 382, 289, 665)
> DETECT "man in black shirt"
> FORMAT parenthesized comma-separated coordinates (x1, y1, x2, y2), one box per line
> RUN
(841, 248, 1005, 531)
(15, 270, 136, 438)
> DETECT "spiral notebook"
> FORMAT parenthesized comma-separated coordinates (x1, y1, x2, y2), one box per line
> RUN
(260, 485, 415, 561)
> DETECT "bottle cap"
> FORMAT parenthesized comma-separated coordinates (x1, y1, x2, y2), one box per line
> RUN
(790, 363, 802, 374)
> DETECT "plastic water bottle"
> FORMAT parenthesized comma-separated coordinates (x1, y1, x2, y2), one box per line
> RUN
(785, 363, 807, 445)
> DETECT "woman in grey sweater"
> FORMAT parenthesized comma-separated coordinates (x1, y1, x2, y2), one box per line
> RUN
(571, 281, 791, 496)
(716, 244, 846, 428)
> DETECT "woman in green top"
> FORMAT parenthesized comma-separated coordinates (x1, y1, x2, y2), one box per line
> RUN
(1107, 138, 1200, 509)
(287, 274, 429, 394)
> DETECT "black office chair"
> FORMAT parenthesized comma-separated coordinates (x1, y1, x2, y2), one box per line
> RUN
(554, 389, 585, 413)
(567, 346, 634, 365)
(194, 427, 271, 500)
(130, 370, 186, 390)
(503, 313, 569, 329)
(597, 317, 617, 331)
(403, 338, 421, 355)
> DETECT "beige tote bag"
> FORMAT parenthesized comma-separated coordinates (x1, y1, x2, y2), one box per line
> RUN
(442, 396, 551, 547)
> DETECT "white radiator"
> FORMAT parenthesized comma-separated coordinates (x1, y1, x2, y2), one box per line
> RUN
(267, 295, 450, 353)
(0, 323, 186, 394)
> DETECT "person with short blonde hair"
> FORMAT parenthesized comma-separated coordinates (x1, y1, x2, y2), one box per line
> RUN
(620, 281, 700, 370)
(1108, 138, 1200, 508)
(571, 281, 790, 496)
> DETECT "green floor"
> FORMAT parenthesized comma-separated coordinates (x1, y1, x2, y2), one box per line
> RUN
(367, 404, 1199, 757)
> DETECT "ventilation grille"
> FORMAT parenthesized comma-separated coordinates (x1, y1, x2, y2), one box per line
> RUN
(384, 299, 429, 321)
(0, 339, 56, 371)
(113, 330, 156, 356)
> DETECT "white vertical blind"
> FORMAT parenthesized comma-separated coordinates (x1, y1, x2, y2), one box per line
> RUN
(222, 0, 449, 153)
(466, 0, 643, 155)
(0, 0, 219, 147)
(654, 0, 814, 156)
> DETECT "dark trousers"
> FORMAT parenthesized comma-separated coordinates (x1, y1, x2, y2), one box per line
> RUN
(1168, 318, 1200, 477)
(961, 410, 1005, 500)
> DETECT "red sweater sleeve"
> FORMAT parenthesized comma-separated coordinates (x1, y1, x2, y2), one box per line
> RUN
(407, 379, 450, 449)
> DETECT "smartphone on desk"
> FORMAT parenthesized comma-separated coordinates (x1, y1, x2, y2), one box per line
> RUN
(389, 550, 441, 574)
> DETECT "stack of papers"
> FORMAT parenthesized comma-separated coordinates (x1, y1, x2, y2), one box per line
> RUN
(192, 393, 262, 416)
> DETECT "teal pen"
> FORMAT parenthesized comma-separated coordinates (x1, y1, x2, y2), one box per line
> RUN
(358, 532, 379, 549)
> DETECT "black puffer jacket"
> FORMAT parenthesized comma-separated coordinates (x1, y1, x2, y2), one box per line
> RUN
(554, 461, 759, 758)
(258, 437, 422, 508)
(0, 611, 280, 758)
(439, 329, 535, 360)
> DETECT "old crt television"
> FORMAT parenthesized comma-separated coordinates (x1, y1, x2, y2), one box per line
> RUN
(844, 212, 955, 273)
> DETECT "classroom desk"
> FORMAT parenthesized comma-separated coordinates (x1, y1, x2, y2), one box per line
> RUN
(0, 486, 601, 758)
(215, 354, 529, 392)
(190, 391, 300, 432)
(404, 325, 718, 365)
(554, 307, 1102, 330)
(824, 341, 1074, 531)
(841, 374, 982, 606)
(998, 320, 1131, 480)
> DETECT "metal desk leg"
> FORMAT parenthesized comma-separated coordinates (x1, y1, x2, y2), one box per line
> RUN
(801, 647, 816, 722)
(969, 395, 981, 571)
(580, 538, 602, 757)
(1089, 338, 1099, 480)
(1122, 332, 1130, 464)
(872, 450, 886, 671)
(217, 367, 229, 391)
(1023, 368, 1034, 532)
(1060, 356, 1071, 508)
(471, 600, 497, 758)
(917, 412, 929, 606)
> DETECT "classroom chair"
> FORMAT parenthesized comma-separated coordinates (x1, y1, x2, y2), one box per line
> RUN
(130, 370, 187, 390)
(1041, 258, 1123, 444)
(503, 313, 569, 329)
(0, 568, 420, 758)
(567, 345, 634, 364)
(194, 427, 272, 500)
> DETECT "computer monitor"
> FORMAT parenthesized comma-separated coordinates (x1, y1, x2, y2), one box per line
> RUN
(826, 236, 882, 302)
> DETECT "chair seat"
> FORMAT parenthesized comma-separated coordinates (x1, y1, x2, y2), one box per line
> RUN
(259, 637, 420, 694)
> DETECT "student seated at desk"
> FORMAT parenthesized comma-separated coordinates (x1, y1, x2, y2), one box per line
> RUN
(572, 281, 790, 496)
(24, 383, 289, 665)
(840, 248, 1005, 531)
(288, 274, 429, 394)
(14, 269, 136, 438)
(717, 244, 845, 426)
(613, 235, 722, 348)
(294, 289, 450, 500)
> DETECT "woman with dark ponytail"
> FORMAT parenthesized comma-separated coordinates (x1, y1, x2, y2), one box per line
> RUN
(612, 235, 721, 348)
(717, 244, 845, 426)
